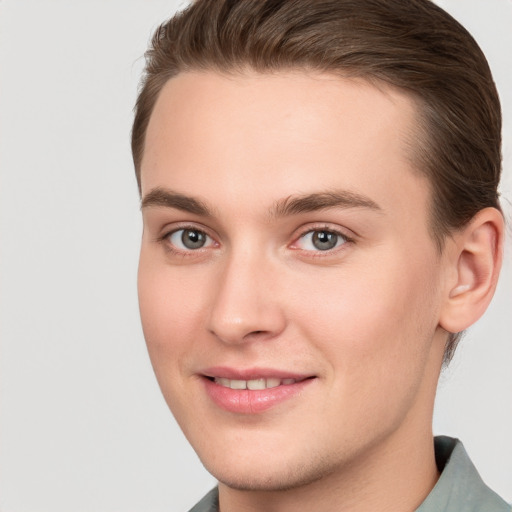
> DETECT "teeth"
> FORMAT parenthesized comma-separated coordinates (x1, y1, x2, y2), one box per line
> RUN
(216, 378, 230, 388)
(247, 378, 266, 390)
(213, 377, 298, 389)
(230, 379, 247, 390)
(266, 378, 281, 388)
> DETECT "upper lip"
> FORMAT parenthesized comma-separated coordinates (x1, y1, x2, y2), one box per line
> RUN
(201, 366, 314, 380)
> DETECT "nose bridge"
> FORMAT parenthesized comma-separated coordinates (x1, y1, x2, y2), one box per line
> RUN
(207, 245, 285, 344)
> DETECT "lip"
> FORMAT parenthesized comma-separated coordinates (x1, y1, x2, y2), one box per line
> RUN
(200, 367, 316, 414)
(202, 366, 311, 380)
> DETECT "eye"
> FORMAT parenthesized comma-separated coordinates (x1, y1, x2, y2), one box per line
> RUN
(167, 228, 214, 251)
(295, 229, 348, 251)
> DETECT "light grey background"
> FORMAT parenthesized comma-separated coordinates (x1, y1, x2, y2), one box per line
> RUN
(0, 1, 510, 510)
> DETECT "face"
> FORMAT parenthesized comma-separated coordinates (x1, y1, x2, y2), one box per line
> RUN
(138, 71, 448, 491)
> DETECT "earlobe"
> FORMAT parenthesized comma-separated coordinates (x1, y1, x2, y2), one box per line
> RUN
(439, 207, 504, 334)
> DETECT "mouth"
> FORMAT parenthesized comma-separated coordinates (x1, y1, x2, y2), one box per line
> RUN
(207, 376, 310, 390)
(201, 369, 317, 414)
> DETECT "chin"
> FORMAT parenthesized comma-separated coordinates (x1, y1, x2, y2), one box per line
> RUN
(200, 449, 336, 493)
(211, 467, 327, 493)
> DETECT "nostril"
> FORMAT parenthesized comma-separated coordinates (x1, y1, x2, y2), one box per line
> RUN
(243, 330, 270, 341)
(207, 300, 287, 345)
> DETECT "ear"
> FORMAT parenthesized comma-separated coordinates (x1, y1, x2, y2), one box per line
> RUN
(439, 207, 504, 334)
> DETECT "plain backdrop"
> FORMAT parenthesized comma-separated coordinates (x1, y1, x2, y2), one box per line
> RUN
(0, 1, 511, 510)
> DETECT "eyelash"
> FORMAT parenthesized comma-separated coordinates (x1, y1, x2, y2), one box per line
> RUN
(157, 225, 217, 257)
(157, 224, 355, 257)
(291, 226, 354, 256)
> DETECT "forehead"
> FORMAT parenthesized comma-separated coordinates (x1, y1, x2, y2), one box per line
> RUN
(141, 71, 429, 225)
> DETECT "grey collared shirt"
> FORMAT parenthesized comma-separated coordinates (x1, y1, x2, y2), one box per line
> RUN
(188, 436, 510, 512)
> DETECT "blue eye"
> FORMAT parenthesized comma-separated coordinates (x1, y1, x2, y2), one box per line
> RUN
(297, 230, 347, 251)
(168, 228, 213, 250)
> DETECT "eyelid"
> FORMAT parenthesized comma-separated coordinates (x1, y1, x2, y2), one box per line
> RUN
(157, 221, 215, 240)
(157, 223, 219, 253)
(155, 221, 354, 256)
(289, 224, 355, 253)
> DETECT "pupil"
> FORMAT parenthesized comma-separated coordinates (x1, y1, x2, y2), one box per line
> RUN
(312, 231, 337, 250)
(182, 229, 205, 249)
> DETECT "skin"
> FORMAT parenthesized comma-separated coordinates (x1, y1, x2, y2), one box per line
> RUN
(137, 71, 502, 512)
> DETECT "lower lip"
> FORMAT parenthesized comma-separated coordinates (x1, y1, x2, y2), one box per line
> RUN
(203, 377, 314, 414)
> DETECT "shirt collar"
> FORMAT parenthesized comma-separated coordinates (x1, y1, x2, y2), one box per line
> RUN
(416, 436, 509, 512)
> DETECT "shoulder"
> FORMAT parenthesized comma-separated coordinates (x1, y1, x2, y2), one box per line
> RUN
(417, 436, 510, 512)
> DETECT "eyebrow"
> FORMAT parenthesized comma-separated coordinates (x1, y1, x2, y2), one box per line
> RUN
(141, 187, 382, 218)
(141, 187, 213, 216)
(269, 190, 382, 218)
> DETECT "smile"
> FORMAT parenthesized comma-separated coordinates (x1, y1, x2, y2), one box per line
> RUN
(213, 377, 303, 390)
(202, 370, 316, 414)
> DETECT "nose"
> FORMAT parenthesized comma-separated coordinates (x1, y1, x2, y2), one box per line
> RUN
(206, 250, 287, 345)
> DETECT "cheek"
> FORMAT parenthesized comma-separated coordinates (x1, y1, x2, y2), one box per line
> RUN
(137, 257, 204, 374)
(291, 252, 441, 434)
(137, 260, 213, 426)
(292, 248, 441, 369)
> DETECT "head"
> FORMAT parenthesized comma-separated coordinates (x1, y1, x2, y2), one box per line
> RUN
(132, 0, 502, 364)
(133, 0, 504, 500)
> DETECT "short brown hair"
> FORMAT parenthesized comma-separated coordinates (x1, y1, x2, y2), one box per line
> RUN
(131, 0, 502, 361)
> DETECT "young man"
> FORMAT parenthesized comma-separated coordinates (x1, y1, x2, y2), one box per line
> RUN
(132, 1, 509, 510)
